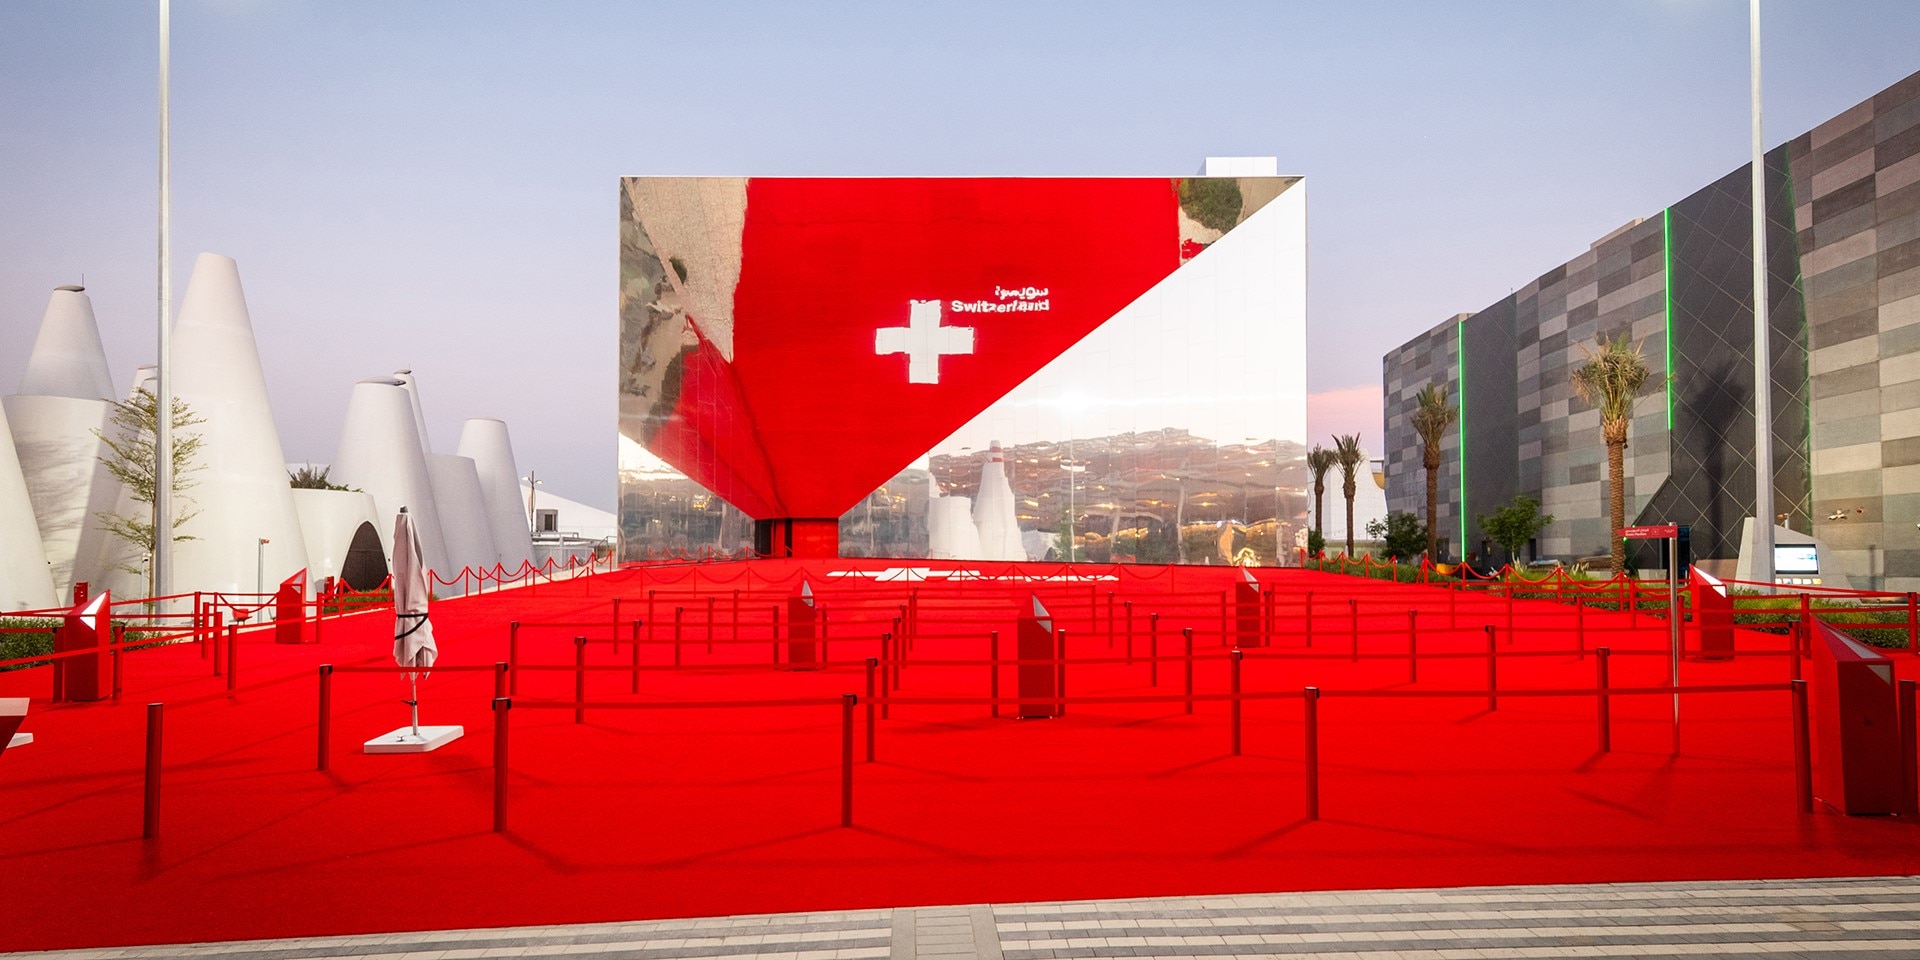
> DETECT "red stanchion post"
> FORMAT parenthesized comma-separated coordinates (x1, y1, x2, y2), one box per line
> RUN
(1056, 628, 1068, 718)
(317, 664, 333, 770)
(1305, 591, 1314, 647)
(508, 621, 520, 694)
(194, 592, 206, 657)
(1907, 593, 1917, 653)
(492, 697, 511, 832)
(573, 636, 587, 724)
(630, 621, 641, 693)
(1124, 601, 1133, 663)
(1899, 678, 1918, 818)
(881, 633, 892, 720)
(673, 607, 683, 667)
(1303, 686, 1320, 821)
(1183, 627, 1195, 715)
(1485, 625, 1497, 712)
(989, 630, 1000, 719)
(143, 702, 164, 839)
(1230, 648, 1243, 756)
(707, 596, 716, 653)
(211, 610, 223, 677)
(111, 624, 125, 701)
(1596, 647, 1611, 754)
(865, 658, 877, 761)
(1407, 610, 1417, 684)
(1149, 613, 1159, 685)
(494, 661, 508, 700)
(1576, 597, 1586, 657)
(841, 693, 856, 827)
(1107, 592, 1115, 649)
(1349, 598, 1359, 662)
(1791, 678, 1812, 813)
(226, 622, 237, 695)
(611, 597, 622, 653)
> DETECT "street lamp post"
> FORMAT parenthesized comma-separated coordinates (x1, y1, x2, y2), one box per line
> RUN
(1749, 0, 1775, 585)
(153, 0, 174, 601)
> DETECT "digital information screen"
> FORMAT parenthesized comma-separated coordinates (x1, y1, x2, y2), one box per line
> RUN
(1773, 544, 1819, 575)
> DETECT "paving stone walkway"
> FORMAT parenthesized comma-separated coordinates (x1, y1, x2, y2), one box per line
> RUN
(12, 875, 1920, 960)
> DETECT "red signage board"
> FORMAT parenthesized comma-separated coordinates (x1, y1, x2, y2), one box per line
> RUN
(1620, 525, 1679, 539)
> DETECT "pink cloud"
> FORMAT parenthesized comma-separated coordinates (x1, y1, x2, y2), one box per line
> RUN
(1307, 384, 1384, 455)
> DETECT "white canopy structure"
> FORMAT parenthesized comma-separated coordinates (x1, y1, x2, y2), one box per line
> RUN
(0, 403, 57, 611)
(18, 286, 113, 401)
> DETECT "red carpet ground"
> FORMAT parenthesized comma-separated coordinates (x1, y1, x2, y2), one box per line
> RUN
(2, 561, 1916, 951)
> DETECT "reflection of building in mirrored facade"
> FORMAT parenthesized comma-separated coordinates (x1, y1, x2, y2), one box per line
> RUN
(617, 162, 1308, 562)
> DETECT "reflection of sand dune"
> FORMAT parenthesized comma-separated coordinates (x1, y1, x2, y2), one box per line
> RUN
(623, 178, 747, 361)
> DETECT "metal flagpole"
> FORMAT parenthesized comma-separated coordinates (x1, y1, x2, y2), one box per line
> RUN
(1750, 0, 1774, 586)
(154, 0, 174, 600)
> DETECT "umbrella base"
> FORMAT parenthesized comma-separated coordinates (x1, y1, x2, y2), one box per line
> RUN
(363, 725, 463, 754)
(7, 733, 30, 749)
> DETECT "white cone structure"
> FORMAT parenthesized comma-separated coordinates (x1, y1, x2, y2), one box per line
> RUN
(167, 253, 310, 594)
(18, 286, 113, 401)
(455, 418, 532, 572)
(292, 488, 379, 585)
(331, 379, 451, 582)
(72, 367, 157, 599)
(927, 493, 982, 560)
(0, 403, 58, 610)
(393, 370, 433, 455)
(427, 453, 496, 591)
(971, 441, 1024, 561)
(1, 395, 110, 598)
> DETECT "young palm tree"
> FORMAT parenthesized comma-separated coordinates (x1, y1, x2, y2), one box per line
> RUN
(1570, 334, 1651, 578)
(1307, 445, 1336, 551)
(1333, 434, 1366, 557)
(1409, 384, 1458, 562)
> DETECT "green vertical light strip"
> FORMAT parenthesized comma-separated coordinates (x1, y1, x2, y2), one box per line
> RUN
(1456, 318, 1467, 555)
(1663, 207, 1674, 431)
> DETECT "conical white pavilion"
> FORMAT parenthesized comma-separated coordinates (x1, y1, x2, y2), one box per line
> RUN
(456, 418, 533, 571)
(427, 453, 497, 589)
(0, 403, 58, 611)
(971, 441, 1024, 561)
(167, 253, 311, 595)
(331, 378, 452, 580)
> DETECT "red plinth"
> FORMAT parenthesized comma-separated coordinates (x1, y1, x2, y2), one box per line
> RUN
(1690, 566, 1734, 659)
(1016, 596, 1057, 719)
(54, 592, 110, 702)
(1235, 571, 1263, 648)
(276, 569, 309, 644)
(1810, 621, 1900, 815)
(787, 582, 818, 668)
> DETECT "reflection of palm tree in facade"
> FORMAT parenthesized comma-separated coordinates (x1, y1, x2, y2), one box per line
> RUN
(1410, 384, 1457, 562)
(1570, 334, 1650, 578)
(1307, 446, 1335, 551)
(1333, 434, 1365, 557)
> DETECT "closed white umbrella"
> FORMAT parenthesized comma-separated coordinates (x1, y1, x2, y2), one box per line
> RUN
(393, 506, 435, 737)
(366, 506, 463, 752)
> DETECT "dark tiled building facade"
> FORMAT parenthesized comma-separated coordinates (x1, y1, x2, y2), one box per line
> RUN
(1384, 69, 1920, 587)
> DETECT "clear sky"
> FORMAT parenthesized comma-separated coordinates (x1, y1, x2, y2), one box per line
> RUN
(4, 1, 1917, 509)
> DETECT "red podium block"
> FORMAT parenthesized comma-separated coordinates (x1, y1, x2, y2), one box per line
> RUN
(55, 592, 110, 703)
(787, 580, 819, 668)
(1235, 567, 1263, 648)
(1810, 621, 1900, 815)
(1690, 565, 1734, 660)
(1017, 596, 1058, 719)
(276, 569, 309, 644)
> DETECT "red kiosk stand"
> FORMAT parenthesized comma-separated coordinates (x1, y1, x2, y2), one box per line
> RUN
(1017, 596, 1059, 719)
(786, 581, 819, 669)
(1690, 565, 1735, 660)
(1809, 620, 1901, 815)
(54, 591, 111, 702)
(1235, 567, 1263, 648)
(275, 569, 309, 644)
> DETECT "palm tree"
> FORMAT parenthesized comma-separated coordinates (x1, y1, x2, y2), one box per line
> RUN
(1409, 384, 1458, 562)
(1333, 434, 1366, 557)
(1570, 334, 1651, 578)
(1307, 445, 1336, 552)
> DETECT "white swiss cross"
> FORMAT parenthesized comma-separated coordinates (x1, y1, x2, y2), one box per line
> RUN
(875, 299, 974, 384)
